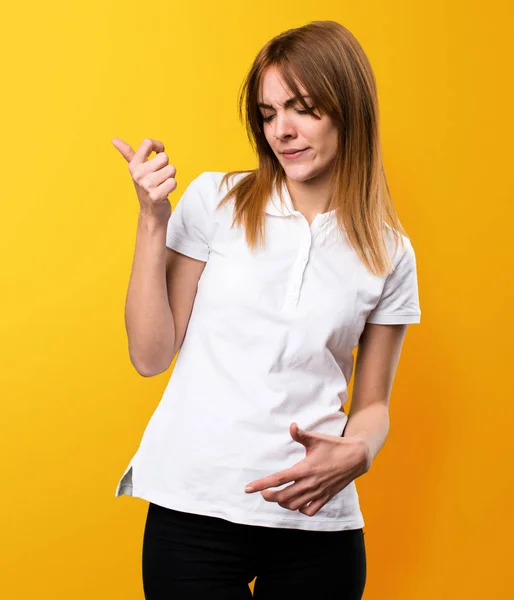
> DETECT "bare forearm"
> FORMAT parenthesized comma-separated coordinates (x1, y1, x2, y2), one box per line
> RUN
(125, 213, 175, 376)
(342, 403, 390, 463)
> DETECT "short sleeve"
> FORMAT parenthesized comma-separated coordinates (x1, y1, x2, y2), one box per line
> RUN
(166, 171, 216, 262)
(366, 236, 421, 325)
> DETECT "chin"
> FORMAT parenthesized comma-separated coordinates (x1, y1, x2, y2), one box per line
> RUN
(284, 166, 319, 182)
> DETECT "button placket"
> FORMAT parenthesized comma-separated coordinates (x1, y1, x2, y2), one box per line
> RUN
(282, 217, 312, 311)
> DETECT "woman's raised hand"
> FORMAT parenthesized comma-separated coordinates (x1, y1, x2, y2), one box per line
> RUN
(111, 137, 177, 222)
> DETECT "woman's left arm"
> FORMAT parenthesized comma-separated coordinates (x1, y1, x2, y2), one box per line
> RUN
(243, 322, 411, 516)
(343, 322, 409, 466)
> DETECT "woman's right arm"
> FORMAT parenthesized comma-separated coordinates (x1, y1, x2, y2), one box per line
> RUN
(125, 214, 206, 377)
(112, 137, 206, 377)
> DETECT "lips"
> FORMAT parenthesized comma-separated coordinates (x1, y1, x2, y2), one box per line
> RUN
(282, 148, 309, 159)
(283, 148, 307, 154)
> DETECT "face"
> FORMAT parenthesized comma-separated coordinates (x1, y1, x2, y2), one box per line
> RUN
(258, 65, 339, 184)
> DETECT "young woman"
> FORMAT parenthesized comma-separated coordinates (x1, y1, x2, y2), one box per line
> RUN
(112, 19, 421, 600)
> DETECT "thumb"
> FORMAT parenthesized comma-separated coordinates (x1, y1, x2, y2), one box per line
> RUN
(291, 422, 308, 440)
(111, 137, 136, 163)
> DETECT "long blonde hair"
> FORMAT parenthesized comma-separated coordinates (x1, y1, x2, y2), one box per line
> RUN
(217, 20, 407, 276)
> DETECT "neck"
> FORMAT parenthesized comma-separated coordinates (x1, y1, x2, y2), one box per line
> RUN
(285, 171, 333, 224)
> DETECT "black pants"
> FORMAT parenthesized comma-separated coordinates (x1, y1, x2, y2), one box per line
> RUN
(142, 502, 366, 599)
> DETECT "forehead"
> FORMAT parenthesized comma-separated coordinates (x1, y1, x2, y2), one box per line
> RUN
(257, 94, 311, 110)
(258, 67, 309, 104)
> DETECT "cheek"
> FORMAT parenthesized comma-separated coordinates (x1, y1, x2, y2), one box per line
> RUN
(316, 129, 338, 158)
(263, 128, 274, 148)
(306, 123, 332, 147)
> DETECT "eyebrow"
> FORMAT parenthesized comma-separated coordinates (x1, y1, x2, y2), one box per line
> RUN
(257, 95, 311, 110)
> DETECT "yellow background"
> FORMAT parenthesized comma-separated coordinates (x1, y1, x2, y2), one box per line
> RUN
(1, 0, 513, 598)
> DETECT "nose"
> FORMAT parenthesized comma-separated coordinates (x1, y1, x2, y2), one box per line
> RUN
(272, 112, 297, 140)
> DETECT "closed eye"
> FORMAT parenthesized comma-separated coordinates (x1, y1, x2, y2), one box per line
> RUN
(262, 108, 314, 123)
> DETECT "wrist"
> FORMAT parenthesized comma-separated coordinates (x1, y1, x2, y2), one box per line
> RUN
(138, 211, 169, 233)
(342, 433, 373, 474)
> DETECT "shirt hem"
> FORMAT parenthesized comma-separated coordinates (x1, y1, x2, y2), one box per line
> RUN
(366, 313, 421, 324)
(116, 483, 365, 532)
(166, 237, 209, 262)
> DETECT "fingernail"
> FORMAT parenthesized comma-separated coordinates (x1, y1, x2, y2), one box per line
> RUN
(245, 486, 255, 493)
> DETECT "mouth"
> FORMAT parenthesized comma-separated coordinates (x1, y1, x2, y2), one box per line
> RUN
(282, 148, 309, 159)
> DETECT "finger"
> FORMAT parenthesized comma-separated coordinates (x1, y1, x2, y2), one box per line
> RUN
(146, 176, 178, 200)
(278, 489, 318, 511)
(298, 494, 331, 517)
(245, 465, 302, 493)
(130, 138, 166, 170)
(144, 163, 177, 189)
(111, 137, 165, 165)
(264, 479, 315, 503)
(111, 137, 137, 163)
(261, 481, 296, 502)
(135, 151, 173, 180)
(282, 482, 320, 506)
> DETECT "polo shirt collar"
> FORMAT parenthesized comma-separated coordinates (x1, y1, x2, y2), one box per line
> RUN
(265, 178, 295, 216)
(265, 177, 336, 223)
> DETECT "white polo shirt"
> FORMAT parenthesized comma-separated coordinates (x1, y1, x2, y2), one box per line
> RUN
(115, 170, 421, 532)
